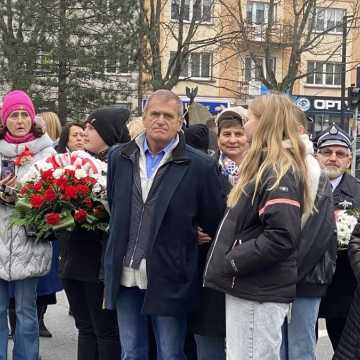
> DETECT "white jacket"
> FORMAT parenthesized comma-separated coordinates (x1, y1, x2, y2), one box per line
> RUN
(0, 135, 55, 281)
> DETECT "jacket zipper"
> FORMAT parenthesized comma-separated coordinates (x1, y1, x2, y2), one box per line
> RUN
(8, 227, 13, 281)
(203, 209, 230, 287)
(129, 205, 145, 267)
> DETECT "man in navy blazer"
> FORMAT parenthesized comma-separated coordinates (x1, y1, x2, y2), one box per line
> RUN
(104, 89, 226, 359)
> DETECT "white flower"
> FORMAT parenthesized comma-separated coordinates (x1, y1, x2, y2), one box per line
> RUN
(53, 169, 64, 179)
(37, 162, 53, 172)
(75, 169, 87, 179)
(64, 165, 76, 171)
(21, 171, 40, 184)
(336, 211, 357, 248)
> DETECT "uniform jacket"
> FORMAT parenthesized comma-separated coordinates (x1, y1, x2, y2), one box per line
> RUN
(0, 135, 54, 281)
(204, 169, 304, 304)
(319, 173, 360, 318)
(332, 223, 360, 359)
(103, 134, 226, 315)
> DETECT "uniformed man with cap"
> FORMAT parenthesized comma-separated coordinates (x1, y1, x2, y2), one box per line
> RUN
(316, 123, 360, 351)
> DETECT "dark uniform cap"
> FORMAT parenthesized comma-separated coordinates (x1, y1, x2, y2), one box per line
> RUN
(317, 123, 352, 150)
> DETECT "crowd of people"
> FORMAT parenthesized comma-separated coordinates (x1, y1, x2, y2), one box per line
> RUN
(0, 88, 359, 360)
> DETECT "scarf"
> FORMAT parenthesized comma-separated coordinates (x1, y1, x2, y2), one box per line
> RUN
(4, 132, 35, 144)
(219, 153, 241, 186)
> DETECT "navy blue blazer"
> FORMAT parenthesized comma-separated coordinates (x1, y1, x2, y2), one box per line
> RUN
(103, 135, 226, 316)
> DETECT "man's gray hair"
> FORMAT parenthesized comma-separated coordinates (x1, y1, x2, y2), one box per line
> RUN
(144, 89, 184, 118)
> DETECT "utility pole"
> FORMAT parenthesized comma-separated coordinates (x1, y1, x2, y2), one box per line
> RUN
(340, 15, 348, 128)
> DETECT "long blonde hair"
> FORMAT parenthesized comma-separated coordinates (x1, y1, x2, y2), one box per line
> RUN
(39, 112, 62, 141)
(227, 94, 311, 215)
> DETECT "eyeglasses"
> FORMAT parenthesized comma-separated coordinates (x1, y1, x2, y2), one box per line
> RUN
(317, 149, 350, 159)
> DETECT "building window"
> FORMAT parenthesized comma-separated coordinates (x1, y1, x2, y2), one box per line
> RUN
(170, 51, 212, 79)
(306, 61, 342, 86)
(246, 2, 270, 25)
(171, 0, 212, 22)
(244, 57, 276, 82)
(314, 8, 345, 33)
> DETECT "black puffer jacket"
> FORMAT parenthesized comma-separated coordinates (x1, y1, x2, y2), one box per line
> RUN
(333, 223, 360, 360)
(204, 169, 304, 303)
(297, 173, 337, 297)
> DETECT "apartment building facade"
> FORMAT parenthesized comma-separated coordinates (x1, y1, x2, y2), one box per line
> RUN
(157, 0, 359, 133)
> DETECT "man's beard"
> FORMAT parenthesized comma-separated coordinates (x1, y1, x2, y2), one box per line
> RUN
(323, 166, 347, 180)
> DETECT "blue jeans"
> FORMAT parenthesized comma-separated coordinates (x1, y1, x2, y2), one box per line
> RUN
(0, 278, 39, 360)
(280, 297, 321, 360)
(194, 335, 225, 360)
(116, 286, 187, 360)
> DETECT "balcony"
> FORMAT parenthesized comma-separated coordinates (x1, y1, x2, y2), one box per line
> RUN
(241, 23, 293, 47)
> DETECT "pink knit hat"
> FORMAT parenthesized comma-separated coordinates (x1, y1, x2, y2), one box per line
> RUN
(1, 90, 36, 126)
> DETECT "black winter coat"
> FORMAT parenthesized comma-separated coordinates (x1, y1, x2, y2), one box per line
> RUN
(319, 173, 360, 318)
(103, 135, 226, 314)
(190, 159, 230, 337)
(58, 227, 104, 282)
(204, 170, 304, 304)
(297, 173, 337, 297)
(333, 223, 360, 359)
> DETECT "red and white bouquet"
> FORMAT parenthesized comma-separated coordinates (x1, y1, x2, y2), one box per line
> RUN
(11, 151, 108, 242)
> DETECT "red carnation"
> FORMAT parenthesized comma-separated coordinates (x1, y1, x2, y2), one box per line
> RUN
(64, 186, 78, 200)
(42, 170, 53, 181)
(45, 212, 61, 225)
(77, 184, 90, 195)
(33, 181, 44, 192)
(83, 197, 93, 209)
(54, 177, 67, 189)
(30, 195, 45, 209)
(74, 209, 87, 223)
(44, 187, 57, 202)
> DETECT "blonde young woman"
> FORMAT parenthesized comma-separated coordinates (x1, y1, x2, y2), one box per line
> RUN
(204, 94, 312, 360)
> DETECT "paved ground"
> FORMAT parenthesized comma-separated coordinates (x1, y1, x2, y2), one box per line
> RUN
(7, 291, 334, 359)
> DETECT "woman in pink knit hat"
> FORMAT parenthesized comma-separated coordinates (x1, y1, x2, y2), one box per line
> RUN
(0, 90, 55, 360)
